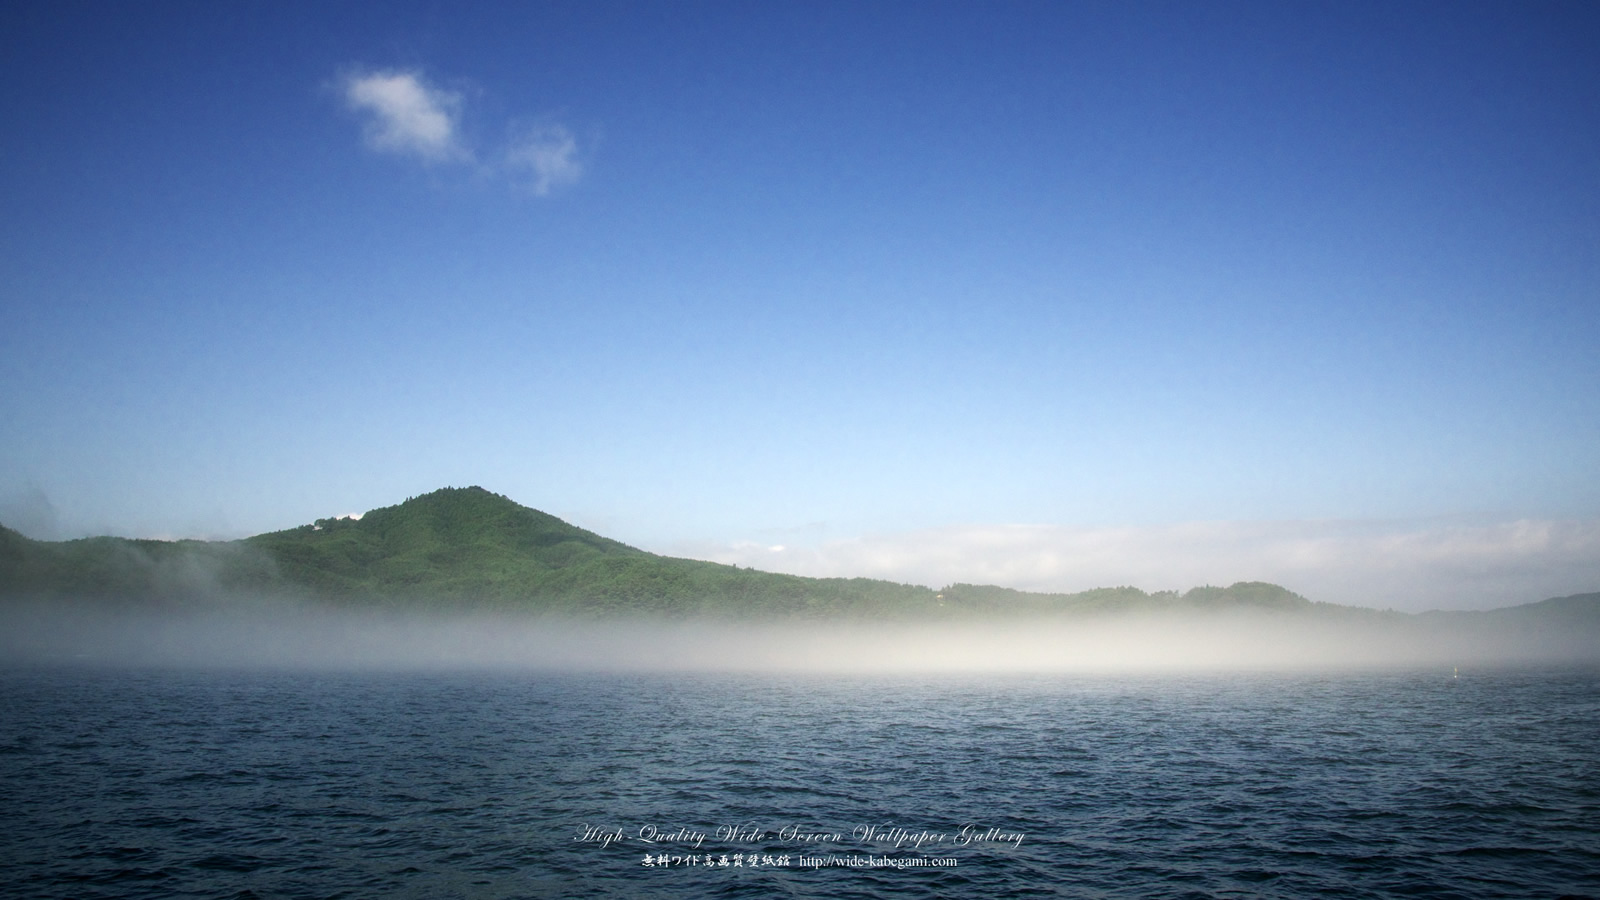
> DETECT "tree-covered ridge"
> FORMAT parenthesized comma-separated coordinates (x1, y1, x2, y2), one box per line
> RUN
(0, 487, 935, 616)
(1, 487, 1594, 623)
(0, 523, 275, 606)
(937, 581, 1330, 615)
(229, 487, 935, 615)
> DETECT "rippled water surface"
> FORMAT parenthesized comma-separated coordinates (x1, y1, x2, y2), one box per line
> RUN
(2, 666, 1596, 899)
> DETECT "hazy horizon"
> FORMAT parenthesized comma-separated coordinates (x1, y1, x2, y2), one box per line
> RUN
(5, 488, 1596, 613)
(5, 602, 1595, 674)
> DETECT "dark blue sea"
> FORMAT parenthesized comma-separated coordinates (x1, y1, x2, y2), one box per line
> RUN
(1, 665, 1596, 899)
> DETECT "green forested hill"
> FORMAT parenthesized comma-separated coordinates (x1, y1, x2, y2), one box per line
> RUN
(0, 487, 1593, 625)
(238, 487, 945, 615)
(0, 487, 940, 617)
(243, 486, 646, 602)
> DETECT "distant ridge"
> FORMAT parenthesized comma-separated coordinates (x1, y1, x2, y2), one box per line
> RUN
(2, 486, 1596, 625)
(1420, 591, 1600, 628)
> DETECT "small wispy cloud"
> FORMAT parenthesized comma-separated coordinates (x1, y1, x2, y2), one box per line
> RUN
(505, 124, 583, 196)
(673, 518, 1600, 612)
(342, 70, 467, 163)
(337, 66, 583, 194)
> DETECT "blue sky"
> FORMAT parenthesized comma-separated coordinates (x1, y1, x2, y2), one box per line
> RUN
(3, 1, 1597, 610)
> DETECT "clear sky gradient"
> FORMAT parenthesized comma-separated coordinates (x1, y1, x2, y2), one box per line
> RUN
(3, 1, 1597, 610)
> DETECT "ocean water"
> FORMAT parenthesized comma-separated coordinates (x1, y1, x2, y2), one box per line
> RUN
(1, 665, 1596, 899)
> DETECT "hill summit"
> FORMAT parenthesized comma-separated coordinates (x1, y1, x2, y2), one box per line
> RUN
(246, 486, 645, 598)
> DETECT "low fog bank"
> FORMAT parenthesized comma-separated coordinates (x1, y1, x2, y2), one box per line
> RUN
(2, 600, 1593, 673)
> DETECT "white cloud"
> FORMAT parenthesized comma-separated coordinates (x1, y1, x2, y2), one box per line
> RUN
(343, 70, 467, 162)
(670, 518, 1600, 612)
(505, 124, 583, 195)
(337, 67, 584, 195)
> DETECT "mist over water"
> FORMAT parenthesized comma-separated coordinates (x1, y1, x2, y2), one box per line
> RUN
(4, 597, 1596, 899)
(3, 600, 1593, 673)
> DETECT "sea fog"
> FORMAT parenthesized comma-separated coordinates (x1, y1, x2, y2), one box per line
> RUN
(4, 598, 1597, 899)
(2, 598, 1592, 672)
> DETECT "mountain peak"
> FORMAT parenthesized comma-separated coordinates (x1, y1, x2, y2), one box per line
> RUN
(285, 485, 641, 557)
